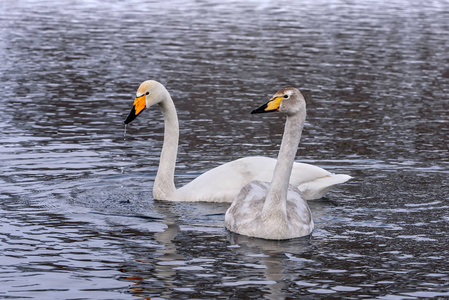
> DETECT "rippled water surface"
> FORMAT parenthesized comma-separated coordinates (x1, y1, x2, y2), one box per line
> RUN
(1, 0, 448, 298)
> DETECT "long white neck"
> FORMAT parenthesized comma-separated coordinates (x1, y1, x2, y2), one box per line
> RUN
(153, 96, 179, 200)
(262, 110, 305, 219)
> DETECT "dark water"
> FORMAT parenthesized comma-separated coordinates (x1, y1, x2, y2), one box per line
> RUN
(1, 0, 449, 298)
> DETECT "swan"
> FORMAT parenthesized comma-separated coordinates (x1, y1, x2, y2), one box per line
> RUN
(124, 80, 351, 202)
(225, 87, 314, 240)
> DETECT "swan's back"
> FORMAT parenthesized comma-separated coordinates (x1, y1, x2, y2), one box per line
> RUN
(175, 156, 351, 202)
(176, 156, 278, 202)
(225, 181, 314, 240)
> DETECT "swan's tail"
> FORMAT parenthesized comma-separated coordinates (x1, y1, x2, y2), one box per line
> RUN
(298, 174, 352, 200)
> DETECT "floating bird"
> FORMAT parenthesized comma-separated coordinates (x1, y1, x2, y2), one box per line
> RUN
(225, 87, 314, 240)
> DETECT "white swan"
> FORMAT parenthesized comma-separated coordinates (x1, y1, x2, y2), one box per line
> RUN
(124, 80, 351, 202)
(225, 87, 314, 240)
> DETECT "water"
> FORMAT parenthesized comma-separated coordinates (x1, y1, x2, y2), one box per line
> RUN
(1, 0, 448, 298)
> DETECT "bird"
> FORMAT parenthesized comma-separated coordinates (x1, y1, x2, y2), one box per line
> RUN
(124, 80, 351, 202)
(225, 87, 314, 240)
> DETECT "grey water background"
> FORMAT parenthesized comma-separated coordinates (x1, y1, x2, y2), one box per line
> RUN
(1, 0, 448, 298)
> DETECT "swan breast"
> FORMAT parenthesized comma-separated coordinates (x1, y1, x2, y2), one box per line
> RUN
(225, 181, 314, 240)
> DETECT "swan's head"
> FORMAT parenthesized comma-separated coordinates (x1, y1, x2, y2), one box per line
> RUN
(124, 80, 170, 124)
(251, 87, 305, 116)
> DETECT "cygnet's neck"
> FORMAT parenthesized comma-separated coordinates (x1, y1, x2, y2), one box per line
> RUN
(262, 110, 305, 219)
(153, 95, 179, 200)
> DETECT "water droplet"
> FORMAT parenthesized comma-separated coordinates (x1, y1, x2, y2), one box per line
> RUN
(124, 124, 127, 138)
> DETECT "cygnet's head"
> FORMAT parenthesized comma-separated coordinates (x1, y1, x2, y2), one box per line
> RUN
(251, 87, 305, 116)
(124, 80, 170, 124)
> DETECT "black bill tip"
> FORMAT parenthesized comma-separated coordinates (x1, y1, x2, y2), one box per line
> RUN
(251, 102, 269, 114)
(124, 106, 142, 124)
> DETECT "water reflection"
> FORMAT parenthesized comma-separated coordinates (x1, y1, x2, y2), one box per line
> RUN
(227, 233, 313, 299)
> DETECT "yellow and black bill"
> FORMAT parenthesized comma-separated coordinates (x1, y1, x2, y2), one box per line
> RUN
(124, 93, 147, 124)
(251, 96, 283, 114)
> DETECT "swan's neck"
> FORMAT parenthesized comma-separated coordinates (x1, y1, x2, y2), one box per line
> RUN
(153, 96, 179, 200)
(262, 111, 305, 219)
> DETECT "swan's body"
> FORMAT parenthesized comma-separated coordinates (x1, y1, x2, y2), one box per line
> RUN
(124, 80, 351, 202)
(176, 156, 349, 202)
(225, 87, 314, 240)
(226, 181, 314, 239)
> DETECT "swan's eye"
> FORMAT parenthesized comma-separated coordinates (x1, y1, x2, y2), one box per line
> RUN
(146, 92, 150, 95)
(284, 95, 289, 98)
